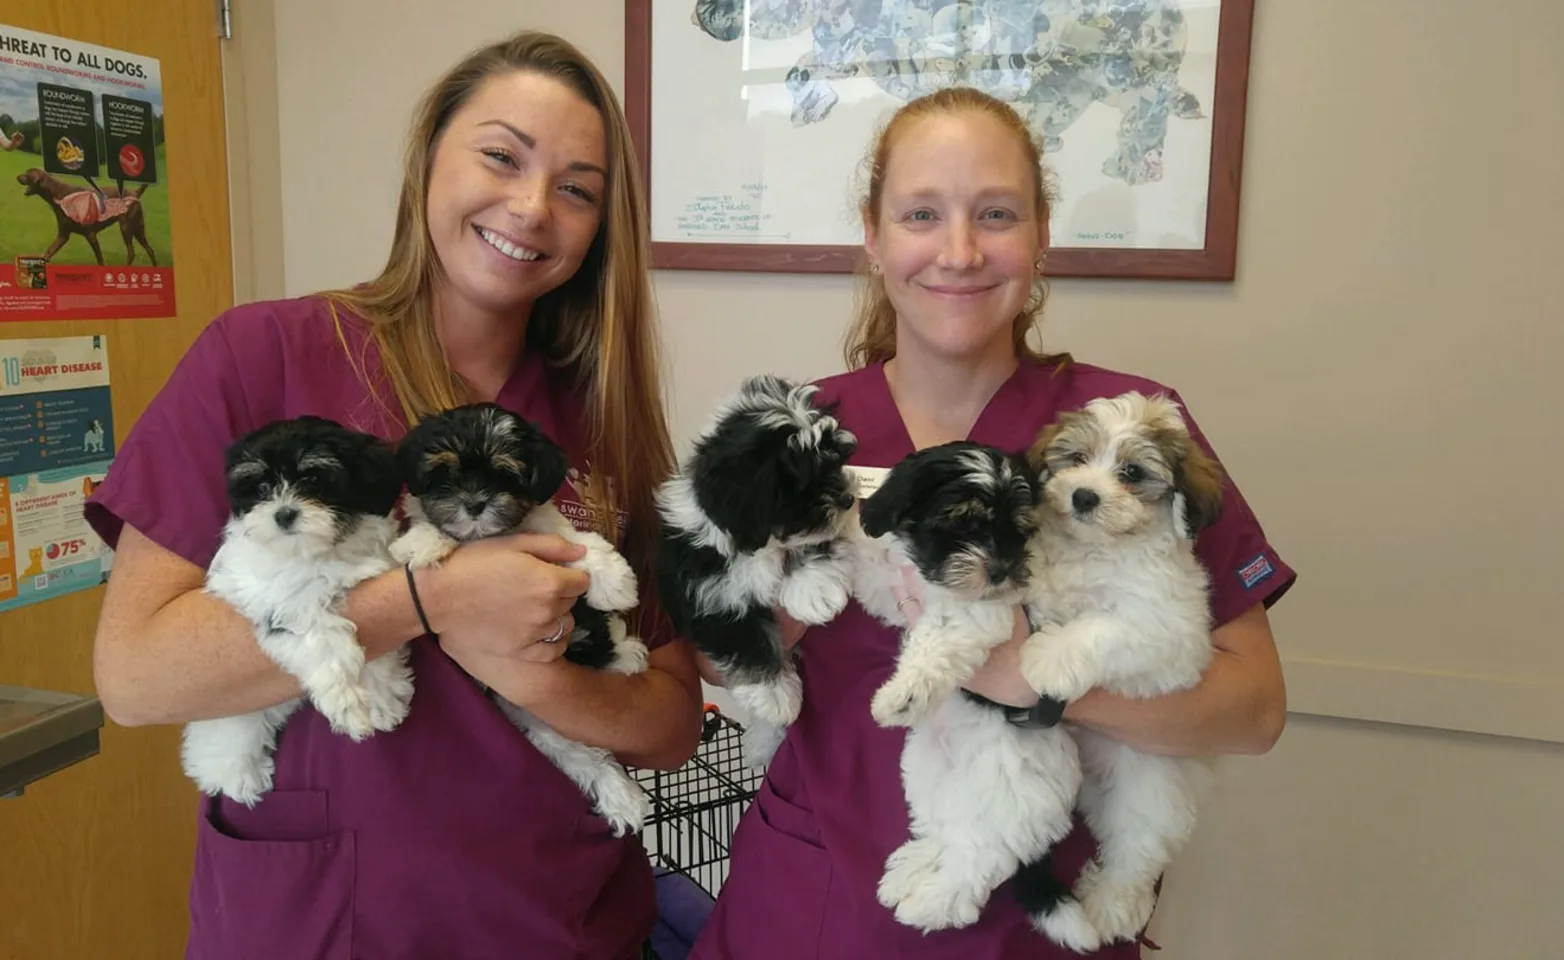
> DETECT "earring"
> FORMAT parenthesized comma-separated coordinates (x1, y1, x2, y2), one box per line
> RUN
(869, 262, 881, 274)
(1035, 254, 1048, 273)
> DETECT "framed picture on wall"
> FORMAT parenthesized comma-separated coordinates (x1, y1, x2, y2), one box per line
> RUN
(624, 0, 1256, 280)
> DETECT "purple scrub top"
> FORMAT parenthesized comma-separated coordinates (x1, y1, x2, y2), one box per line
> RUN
(84, 297, 675, 960)
(691, 359, 1297, 960)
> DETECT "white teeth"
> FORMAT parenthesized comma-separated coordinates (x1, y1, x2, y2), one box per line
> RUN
(478, 227, 543, 262)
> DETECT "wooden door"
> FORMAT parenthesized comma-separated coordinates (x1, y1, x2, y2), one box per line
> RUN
(0, 1, 232, 957)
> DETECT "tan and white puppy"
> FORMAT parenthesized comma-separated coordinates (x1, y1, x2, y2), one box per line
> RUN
(1018, 391, 1226, 948)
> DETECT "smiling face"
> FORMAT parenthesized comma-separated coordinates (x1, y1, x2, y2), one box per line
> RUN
(424, 70, 607, 327)
(864, 108, 1047, 365)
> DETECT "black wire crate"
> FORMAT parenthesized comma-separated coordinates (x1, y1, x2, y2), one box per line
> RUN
(631, 705, 763, 897)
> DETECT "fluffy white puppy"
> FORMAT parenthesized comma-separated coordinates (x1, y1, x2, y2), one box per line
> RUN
(854, 441, 1093, 948)
(181, 415, 413, 807)
(1019, 391, 1226, 945)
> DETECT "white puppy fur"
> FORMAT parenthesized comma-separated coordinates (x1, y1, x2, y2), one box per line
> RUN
(181, 417, 413, 807)
(1019, 391, 1226, 945)
(389, 402, 650, 836)
(852, 442, 1092, 946)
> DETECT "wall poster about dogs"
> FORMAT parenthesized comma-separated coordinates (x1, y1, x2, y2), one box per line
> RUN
(625, 0, 1256, 280)
(0, 24, 173, 321)
(0, 335, 115, 612)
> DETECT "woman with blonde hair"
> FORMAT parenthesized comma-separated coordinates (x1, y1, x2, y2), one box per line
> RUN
(86, 30, 702, 959)
(691, 85, 1294, 959)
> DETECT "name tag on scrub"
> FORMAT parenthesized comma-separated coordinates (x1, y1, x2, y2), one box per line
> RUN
(845, 465, 890, 499)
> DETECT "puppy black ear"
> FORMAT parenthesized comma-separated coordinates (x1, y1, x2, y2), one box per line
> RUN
(355, 433, 406, 516)
(858, 487, 899, 539)
(860, 450, 930, 537)
(524, 432, 570, 503)
(1006, 450, 1044, 506)
(394, 415, 441, 493)
(1174, 439, 1225, 535)
(695, 455, 776, 553)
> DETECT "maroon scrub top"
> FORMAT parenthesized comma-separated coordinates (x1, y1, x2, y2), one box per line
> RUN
(691, 359, 1296, 960)
(84, 297, 677, 960)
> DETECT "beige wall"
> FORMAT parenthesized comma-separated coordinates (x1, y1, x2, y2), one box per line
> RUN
(224, 1, 1564, 957)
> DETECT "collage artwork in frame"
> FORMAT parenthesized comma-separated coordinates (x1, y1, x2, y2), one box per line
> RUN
(625, 0, 1256, 280)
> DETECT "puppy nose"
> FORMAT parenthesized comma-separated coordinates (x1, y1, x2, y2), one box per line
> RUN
(464, 499, 489, 518)
(274, 506, 300, 530)
(1072, 489, 1100, 513)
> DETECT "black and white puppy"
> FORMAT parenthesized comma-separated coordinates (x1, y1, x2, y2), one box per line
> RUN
(853, 441, 1094, 947)
(1017, 391, 1225, 947)
(182, 416, 413, 807)
(654, 374, 858, 766)
(390, 402, 651, 836)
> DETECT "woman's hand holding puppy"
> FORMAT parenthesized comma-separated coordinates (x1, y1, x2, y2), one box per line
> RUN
(888, 563, 1039, 709)
(418, 533, 590, 664)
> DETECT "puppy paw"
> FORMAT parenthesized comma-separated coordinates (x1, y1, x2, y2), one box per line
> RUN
(1076, 862, 1156, 944)
(592, 773, 652, 838)
(894, 879, 987, 933)
(325, 696, 376, 741)
(733, 670, 803, 727)
(1019, 625, 1092, 703)
(870, 670, 942, 728)
(574, 535, 639, 611)
(779, 564, 850, 625)
(740, 720, 787, 769)
(879, 838, 984, 932)
(307, 667, 376, 741)
(608, 637, 649, 676)
(362, 648, 415, 732)
(389, 522, 457, 570)
(188, 751, 275, 808)
(878, 838, 943, 912)
(1030, 899, 1103, 954)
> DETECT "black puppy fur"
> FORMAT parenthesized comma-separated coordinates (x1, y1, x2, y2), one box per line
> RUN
(225, 414, 404, 530)
(860, 440, 1040, 593)
(655, 374, 857, 696)
(395, 402, 568, 531)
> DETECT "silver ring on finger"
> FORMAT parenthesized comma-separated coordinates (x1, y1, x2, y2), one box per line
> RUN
(542, 616, 566, 643)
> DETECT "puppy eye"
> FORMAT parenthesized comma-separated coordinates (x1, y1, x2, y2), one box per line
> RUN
(1120, 464, 1146, 483)
(256, 481, 273, 497)
(1068, 452, 1088, 466)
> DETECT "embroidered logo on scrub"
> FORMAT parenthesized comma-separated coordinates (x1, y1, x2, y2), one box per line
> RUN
(1238, 553, 1274, 588)
(556, 459, 629, 535)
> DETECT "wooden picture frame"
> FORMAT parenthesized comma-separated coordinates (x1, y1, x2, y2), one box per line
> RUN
(624, 0, 1255, 280)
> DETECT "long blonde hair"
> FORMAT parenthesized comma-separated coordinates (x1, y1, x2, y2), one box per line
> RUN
(319, 30, 672, 564)
(844, 86, 1070, 371)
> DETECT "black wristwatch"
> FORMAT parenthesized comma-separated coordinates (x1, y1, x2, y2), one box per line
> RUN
(961, 690, 1069, 729)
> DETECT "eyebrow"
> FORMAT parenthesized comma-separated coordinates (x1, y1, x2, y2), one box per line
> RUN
(896, 185, 1026, 202)
(478, 119, 607, 178)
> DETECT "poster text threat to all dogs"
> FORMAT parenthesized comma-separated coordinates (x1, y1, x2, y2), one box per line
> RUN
(0, 23, 174, 321)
